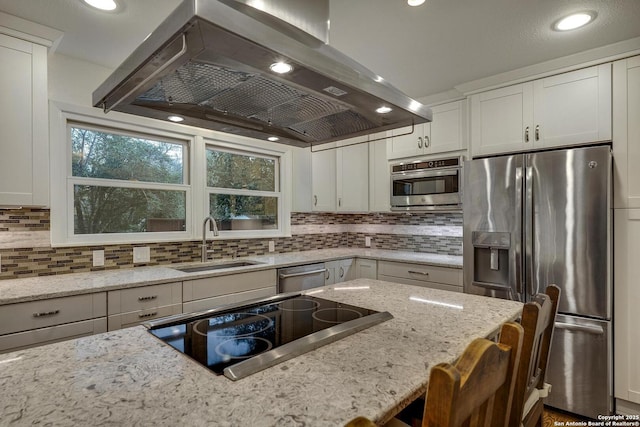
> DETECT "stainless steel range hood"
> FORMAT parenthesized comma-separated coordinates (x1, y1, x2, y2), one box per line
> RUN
(92, 0, 431, 147)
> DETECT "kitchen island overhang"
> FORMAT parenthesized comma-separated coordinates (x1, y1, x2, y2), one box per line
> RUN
(0, 279, 522, 426)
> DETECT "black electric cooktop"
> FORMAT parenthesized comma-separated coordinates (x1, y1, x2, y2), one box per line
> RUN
(147, 294, 392, 380)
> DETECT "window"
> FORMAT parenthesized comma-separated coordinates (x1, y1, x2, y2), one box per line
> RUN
(68, 123, 190, 239)
(206, 146, 280, 233)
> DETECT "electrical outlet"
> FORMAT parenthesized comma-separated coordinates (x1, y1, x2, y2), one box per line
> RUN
(268, 241, 275, 252)
(93, 250, 105, 267)
(133, 246, 150, 263)
(365, 236, 371, 247)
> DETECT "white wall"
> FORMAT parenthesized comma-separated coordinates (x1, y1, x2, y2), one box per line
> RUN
(48, 53, 113, 107)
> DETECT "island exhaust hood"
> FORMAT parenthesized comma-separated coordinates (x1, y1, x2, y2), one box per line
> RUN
(92, 0, 431, 148)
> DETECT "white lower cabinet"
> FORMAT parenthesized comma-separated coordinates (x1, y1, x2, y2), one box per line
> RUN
(182, 269, 277, 313)
(325, 259, 355, 285)
(355, 258, 378, 280)
(0, 293, 107, 353)
(614, 209, 640, 405)
(107, 282, 182, 331)
(377, 260, 462, 292)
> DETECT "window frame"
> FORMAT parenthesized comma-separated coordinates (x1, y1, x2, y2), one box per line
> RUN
(50, 102, 292, 247)
(51, 105, 194, 246)
(203, 140, 285, 239)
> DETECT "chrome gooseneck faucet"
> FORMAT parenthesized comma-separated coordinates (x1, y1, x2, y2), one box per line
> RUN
(201, 216, 219, 262)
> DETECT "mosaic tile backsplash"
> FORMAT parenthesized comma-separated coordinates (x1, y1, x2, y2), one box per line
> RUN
(0, 209, 462, 280)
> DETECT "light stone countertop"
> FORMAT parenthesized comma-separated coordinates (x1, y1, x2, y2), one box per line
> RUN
(0, 248, 462, 305)
(0, 279, 521, 426)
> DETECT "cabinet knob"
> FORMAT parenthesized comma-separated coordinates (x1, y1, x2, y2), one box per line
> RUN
(425, 136, 430, 148)
(339, 266, 344, 278)
(418, 137, 423, 149)
(33, 309, 60, 318)
(314, 195, 318, 206)
(338, 198, 342, 207)
(525, 126, 530, 143)
(138, 295, 158, 301)
(535, 125, 540, 141)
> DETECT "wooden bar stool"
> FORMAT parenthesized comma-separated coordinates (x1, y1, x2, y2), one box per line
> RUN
(345, 321, 524, 427)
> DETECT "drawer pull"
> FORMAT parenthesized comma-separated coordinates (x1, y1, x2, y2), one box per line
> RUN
(138, 295, 158, 301)
(33, 309, 60, 318)
(408, 270, 429, 276)
(138, 312, 158, 319)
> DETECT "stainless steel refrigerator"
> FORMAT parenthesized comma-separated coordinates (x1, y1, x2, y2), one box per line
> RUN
(462, 145, 612, 419)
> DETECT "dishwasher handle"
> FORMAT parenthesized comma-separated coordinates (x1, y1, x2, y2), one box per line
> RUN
(278, 268, 327, 279)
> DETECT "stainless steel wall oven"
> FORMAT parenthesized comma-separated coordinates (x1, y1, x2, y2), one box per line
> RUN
(390, 156, 463, 211)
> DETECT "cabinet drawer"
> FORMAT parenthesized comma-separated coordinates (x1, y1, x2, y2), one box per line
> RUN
(107, 304, 182, 331)
(107, 282, 182, 315)
(183, 269, 276, 302)
(378, 274, 462, 293)
(0, 293, 106, 336)
(378, 261, 462, 286)
(183, 286, 276, 314)
(0, 318, 107, 353)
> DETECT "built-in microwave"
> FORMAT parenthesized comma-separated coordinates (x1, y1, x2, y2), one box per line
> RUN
(390, 156, 463, 211)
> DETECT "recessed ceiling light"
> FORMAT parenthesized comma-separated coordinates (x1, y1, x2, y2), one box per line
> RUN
(376, 106, 393, 114)
(267, 136, 279, 142)
(553, 11, 596, 31)
(83, 0, 118, 11)
(270, 62, 293, 74)
(407, 0, 425, 6)
(167, 115, 184, 122)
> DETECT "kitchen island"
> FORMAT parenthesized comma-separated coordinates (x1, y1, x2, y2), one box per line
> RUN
(0, 279, 521, 426)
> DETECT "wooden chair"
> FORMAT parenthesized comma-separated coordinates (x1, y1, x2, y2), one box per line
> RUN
(508, 285, 561, 427)
(344, 321, 524, 427)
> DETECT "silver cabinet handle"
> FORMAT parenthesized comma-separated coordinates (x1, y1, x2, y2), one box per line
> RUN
(325, 270, 330, 280)
(425, 135, 430, 148)
(338, 198, 342, 207)
(279, 268, 327, 279)
(418, 137, 423, 149)
(313, 195, 318, 206)
(33, 309, 60, 318)
(138, 312, 158, 319)
(339, 266, 344, 278)
(555, 322, 604, 335)
(138, 295, 158, 301)
(408, 270, 429, 276)
(535, 124, 540, 141)
(525, 126, 530, 142)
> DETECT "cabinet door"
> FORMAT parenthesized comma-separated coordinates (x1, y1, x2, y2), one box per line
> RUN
(336, 142, 369, 212)
(311, 148, 336, 211)
(0, 34, 48, 206)
(614, 209, 640, 404)
(355, 258, 377, 279)
(470, 83, 534, 157)
(291, 146, 313, 212)
(428, 101, 465, 154)
(613, 56, 640, 209)
(387, 124, 427, 159)
(534, 64, 612, 149)
(368, 138, 391, 212)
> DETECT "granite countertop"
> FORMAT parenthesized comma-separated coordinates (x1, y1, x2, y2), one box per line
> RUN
(0, 249, 462, 305)
(0, 279, 521, 426)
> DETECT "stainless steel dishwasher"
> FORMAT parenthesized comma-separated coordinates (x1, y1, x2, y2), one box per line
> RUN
(277, 263, 327, 293)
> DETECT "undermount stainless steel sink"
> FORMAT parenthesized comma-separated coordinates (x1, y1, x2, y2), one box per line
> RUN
(173, 261, 262, 273)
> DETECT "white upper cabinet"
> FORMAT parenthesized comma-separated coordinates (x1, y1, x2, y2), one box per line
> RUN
(311, 147, 336, 211)
(613, 55, 640, 209)
(368, 137, 390, 212)
(336, 139, 369, 212)
(0, 33, 48, 207)
(470, 64, 612, 157)
(387, 100, 466, 160)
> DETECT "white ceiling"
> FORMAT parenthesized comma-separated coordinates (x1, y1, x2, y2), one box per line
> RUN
(1, 0, 640, 101)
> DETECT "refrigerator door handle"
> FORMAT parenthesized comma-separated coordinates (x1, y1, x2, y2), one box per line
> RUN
(524, 165, 534, 297)
(554, 322, 605, 335)
(515, 166, 524, 296)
